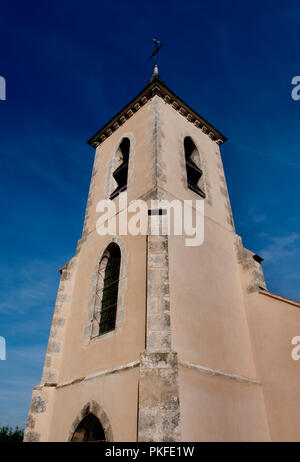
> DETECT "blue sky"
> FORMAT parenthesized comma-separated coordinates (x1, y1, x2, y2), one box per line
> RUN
(0, 0, 300, 428)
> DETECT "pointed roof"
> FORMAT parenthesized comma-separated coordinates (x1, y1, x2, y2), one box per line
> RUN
(87, 75, 227, 147)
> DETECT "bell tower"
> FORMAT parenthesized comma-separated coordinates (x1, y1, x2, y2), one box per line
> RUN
(25, 67, 300, 442)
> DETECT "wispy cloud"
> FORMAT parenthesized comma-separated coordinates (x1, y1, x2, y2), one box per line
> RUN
(0, 344, 46, 427)
(236, 205, 267, 230)
(259, 232, 300, 262)
(259, 233, 300, 300)
(0, 259, 58, 315)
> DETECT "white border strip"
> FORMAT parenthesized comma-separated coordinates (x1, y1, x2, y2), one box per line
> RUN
(179, 359, 260, 385)
(56, 360, 140, 389)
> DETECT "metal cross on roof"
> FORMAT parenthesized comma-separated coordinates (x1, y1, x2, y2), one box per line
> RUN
(148, 37, 164, 74)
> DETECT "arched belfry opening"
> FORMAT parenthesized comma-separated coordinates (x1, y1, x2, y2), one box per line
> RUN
(110, 137, 130, 200)
(184, 136, 206, 198)
(71, 413, 106, 442)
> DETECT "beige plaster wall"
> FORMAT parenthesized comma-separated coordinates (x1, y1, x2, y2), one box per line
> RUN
(58, 233, 146, 383)
(168, 229, 257, 378)
(178, 365, 270, 441)
(245, 292, 300, 441)
(49, 366, 139, 442)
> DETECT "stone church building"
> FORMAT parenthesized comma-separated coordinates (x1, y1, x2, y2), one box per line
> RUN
(24, 71, 300, 442)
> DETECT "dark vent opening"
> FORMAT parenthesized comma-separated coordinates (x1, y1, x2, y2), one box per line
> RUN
(71, 413, 106, 442)
(110, 138, 130, 200)
(184, 137, 206, 198)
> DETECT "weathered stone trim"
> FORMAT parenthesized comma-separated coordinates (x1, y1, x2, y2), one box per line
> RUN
(56, 360, 140, 389)
(84, 236, 127, 344)
(146, 230, 171, 351)
(138, 351, 181, 442)
(41, 255, 79, 385)
(23, 430, 40, 442)
(147, 97, 167, 192)
(235, 235, 266, 293)
(179, 359, 261, 385)
(67, 401, 113, 442)
(215, 148, 235, 230)
(105, 133, 136, 200)
(80, 149, 100, 243)
(30, 393, 47, 413)
(23, 389, 47, 442)
(138, 215, 181, 442)
(23, 413, 40, 443)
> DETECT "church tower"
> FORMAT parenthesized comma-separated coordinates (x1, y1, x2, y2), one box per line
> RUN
(24, 69, 300, 442)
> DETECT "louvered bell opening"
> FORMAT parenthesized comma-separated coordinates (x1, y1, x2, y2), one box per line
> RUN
(110, 161, 129, 200)
(110, 138, 130, 200)
(186, 160, 206, 198)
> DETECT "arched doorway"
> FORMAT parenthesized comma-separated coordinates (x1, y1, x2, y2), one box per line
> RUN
(71, 413, 106, 442)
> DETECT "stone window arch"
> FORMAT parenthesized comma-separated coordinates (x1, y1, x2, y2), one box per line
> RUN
(105, 134, 135, 200)
(92, 243, 121, 337)
(85, 237, 127, 344)
(184, 136, 206, 198)
(68, 401, 113, 442)
(110, 137, 130, 200)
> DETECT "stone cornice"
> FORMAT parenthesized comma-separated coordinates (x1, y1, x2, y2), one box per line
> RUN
(87, 75, 227, 148)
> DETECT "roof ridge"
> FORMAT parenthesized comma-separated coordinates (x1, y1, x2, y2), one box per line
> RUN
(87, 77, 227, 148)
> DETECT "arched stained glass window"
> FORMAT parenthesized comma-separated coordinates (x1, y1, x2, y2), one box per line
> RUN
(96, 243, 121, 336)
